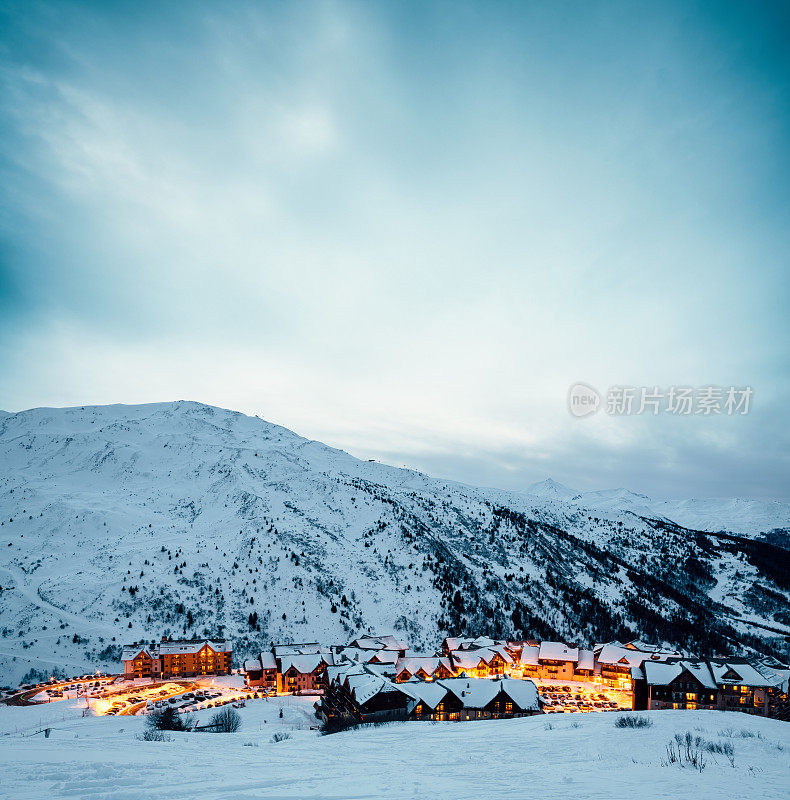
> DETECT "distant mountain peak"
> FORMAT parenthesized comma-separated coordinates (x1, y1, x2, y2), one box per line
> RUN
(524, 478, 576, 498)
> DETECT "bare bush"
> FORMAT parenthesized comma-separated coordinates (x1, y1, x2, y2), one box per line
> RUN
(615, 715, 653, 729)
(137, 729, 171, 742)
(271, 731, 292, 743)
(210, 707, 242, 733)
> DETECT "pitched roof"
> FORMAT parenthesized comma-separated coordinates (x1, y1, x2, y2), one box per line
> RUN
(280, 652, 334, 674)
(121, 646, 151, 661)
(273, 643, 330, 657)
(643, 660, 717, 690)
(709, 660, 773, 687)
(397, 656, 451, 677)
(577, 649, 595, 671)
(520, 645, 540, 666)
(538, 642, 579, 662)
(351, 634, 407, 651)
(499, 678, 540, 711)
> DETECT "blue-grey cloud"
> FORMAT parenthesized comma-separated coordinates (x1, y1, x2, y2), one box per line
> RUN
(0, 0, 788, 500)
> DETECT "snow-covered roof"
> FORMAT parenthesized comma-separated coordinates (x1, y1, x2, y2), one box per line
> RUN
(643, 660, 716, 690)
(256, 652, 275, 669)
(121, 646, 151, 661)
(157, 639, 231, 655)
(577, 649, 595, 671)
(123, 639, 231, 659)
(440, 677, 501, 708)
(709, 661, 773, 687)
(244, 659, 262, 672)
(401, 681, 449, 710)
(643, 661, 683, 686)
(280, 653, 333, 674)
(520, 645, 540, 666)
(499, 678, 540, 711)
(450, 651, 485, 670)
(538, 642, 579, 662)
(397, 656, 449, 676)
(351, 634, 407, 652)
(450, 646, 511, 670)
(273, 643, 330, 657)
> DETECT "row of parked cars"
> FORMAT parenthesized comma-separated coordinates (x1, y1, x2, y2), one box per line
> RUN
(47, 679, 107, 698)
(539, 686, 624, 713)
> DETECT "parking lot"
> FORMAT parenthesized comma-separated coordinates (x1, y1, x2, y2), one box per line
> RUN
(536, 679, 633, 713)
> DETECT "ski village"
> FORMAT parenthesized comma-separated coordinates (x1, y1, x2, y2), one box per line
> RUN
(4, 629, 788, 725)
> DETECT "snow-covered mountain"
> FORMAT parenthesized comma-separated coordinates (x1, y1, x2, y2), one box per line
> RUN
(522, 482, 790, 536)
(0, 401, 788, 685)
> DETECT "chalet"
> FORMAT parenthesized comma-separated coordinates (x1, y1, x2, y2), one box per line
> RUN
(243, 651, 277, 692)
(317, 662, 413, 726)
(277, 652, 334, 694)
(518, 644, 540, 678)
(317, 661, 541, 726)
(407, 677, 541, 721)
(121, 645, 155, 680)
(537, 642, 578, 680)
(121, 638, 232, 679)
(642, 660, 718, 710)
(445, 642, 515, 678)
(594, 642, 675, 689)
(709, 659, 775, 715)
(395, 656, 454, 683)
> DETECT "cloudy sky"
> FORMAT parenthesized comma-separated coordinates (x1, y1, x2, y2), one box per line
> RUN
(1, 1, 788, 500)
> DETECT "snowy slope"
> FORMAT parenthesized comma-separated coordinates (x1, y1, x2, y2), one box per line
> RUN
(0, 701, 787, 800)
(522, 482, 790, 535)
(0, 402, 787, 685)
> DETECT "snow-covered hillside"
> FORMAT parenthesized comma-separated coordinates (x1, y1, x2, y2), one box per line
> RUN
(0, 402, 788, 685)
(524, 480, 790, 535)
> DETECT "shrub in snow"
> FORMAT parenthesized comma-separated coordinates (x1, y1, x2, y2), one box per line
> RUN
(138, 729, 171, 742)
(271, 731, 291, 742)
(614, 715, 653, 729)
(661, 732, 733, 771)
(210, 707, 241, 733)
(147, 706, 192, 732)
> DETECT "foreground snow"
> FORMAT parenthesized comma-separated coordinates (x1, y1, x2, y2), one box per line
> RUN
(0, 700, 787, 799)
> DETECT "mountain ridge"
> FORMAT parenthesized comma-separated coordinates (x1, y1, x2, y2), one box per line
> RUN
(0, 401, 787, 685)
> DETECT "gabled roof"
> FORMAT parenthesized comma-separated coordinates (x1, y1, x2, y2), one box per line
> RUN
(499, 678, 540, 711)
(520, 645, 540, 666)
(538, 642, 579, 662)
(273, 643, 330, 657)
(121, 646, 151, 662)
(643, 660, 716, 690)
(397, 656, 452, 677)
(259, 651, 276, 669)
(709, 660, 773, 688)
(402, 681, 449, 710)
(351, 634, 407, 652)
(577, 649, 595, 671)
(280, 652, 334, 674)
(440, 678, 501, 708)
(158, 639, 231, 655)
(244, 658, 262, 672)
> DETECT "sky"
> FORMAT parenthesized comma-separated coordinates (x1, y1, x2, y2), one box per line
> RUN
(0, 0, 788, 501)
